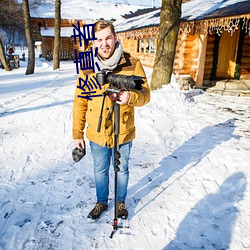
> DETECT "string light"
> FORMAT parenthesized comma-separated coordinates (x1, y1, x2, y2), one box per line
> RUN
(179, 15, 250, 37)
(117, 15, 250, 39)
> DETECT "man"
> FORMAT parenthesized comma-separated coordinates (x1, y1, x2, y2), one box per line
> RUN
(72, 20, 150, 220)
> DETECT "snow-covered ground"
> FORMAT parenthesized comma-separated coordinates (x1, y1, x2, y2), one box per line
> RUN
(0, 49, 250, 250)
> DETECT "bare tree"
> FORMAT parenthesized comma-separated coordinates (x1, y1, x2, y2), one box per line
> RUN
(0, 37, 11, 71)
(0, 0, 24, 38)
(53, 0, 61, 70)
(22, 0, 35, 75)
(0, 0, 23, 71)
(29, 0, 47, 8)
(151, 0, 182, 90)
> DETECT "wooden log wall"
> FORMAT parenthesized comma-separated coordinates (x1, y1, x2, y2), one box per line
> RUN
(119, 29, 200, 79)
(120, 38, 156, 68)
(61, 37, 74, 56)
(183, 35, 198, 79)
(173, 34, 199, 81)
(41, 37, 53, 58)
(41, 36, 75, 59)
(173, 34, 185, 75)
(121, 39, 137, 54)
(134, 53, 155, 68)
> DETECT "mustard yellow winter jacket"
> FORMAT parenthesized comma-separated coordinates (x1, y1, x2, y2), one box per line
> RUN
(72, 52, 150, 148)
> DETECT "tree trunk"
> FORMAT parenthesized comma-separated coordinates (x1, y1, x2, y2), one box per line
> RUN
(53, 0, 61, 70)
(0, 37, 11, 71)
(22, 0, 35, 75)
(151, 0, 182, 90)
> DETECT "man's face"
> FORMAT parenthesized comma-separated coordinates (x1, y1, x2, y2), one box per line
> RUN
(94, 27, 117, 60)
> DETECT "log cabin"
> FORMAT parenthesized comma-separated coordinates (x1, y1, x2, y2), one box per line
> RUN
(115, 0, 250, 94)
(31, 18, 86, 60)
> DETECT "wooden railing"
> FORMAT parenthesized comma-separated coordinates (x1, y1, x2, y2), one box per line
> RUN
(46, 51, 74, 61)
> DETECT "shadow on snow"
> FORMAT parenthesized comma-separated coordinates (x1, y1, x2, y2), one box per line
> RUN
(164, 172, 247, 249)
(127, 118, 243, 248)
(128, 118, 239, 213)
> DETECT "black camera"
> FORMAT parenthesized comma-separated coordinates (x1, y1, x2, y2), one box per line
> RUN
(72, 146, 86, 162)
(96, 70, 144, 90)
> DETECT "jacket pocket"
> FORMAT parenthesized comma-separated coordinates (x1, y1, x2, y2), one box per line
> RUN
(120, 107, 134, 133)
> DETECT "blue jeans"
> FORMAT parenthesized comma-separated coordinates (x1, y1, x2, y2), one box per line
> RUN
(90, 141, 132, 205)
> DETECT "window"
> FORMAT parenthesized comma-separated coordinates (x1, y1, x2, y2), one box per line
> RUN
(137, 38, 156, 54)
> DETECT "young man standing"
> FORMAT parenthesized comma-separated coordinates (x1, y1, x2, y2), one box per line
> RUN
(72, 20, 150, 220)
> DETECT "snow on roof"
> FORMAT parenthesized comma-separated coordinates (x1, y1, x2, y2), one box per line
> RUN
(114, 0, 250, 33)
(92, 0, 161, 7)
(182, 0, 250, 21)
(114, 8, 160, 32)
(30, 0, 151, 20)
(40, 27, 75, 37)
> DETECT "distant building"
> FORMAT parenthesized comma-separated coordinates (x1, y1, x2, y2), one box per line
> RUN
(30, 1, 151, 61)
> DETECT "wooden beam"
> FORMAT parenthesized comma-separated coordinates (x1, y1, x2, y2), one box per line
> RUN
(195, 32, 207, 87)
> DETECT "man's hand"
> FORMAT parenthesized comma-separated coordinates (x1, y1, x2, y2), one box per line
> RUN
(116, 90, 130, 105)
(74, 139, 85, 149)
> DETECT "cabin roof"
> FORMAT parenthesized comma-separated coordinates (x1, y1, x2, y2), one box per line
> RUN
(182, 0, 250, 21)
(115, 0, 250, 33)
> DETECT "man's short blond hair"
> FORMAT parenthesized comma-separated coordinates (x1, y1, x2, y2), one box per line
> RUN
(94, 20, 116, 36)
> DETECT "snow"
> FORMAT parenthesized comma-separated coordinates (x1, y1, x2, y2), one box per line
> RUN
(96, 0, 161, 7)
(41, 27, 77, 38)
(115, 9, 160, 32)
(0, 48, 250, 249)
(30, 0, 152, 20)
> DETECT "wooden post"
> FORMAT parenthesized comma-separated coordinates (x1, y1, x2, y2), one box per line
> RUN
(195, 32, 207, 88)
(139, 39, 142, 53)
(144, 38, 146, 54)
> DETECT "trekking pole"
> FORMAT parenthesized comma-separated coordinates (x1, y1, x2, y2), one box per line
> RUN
(110, 101, 121, 238)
